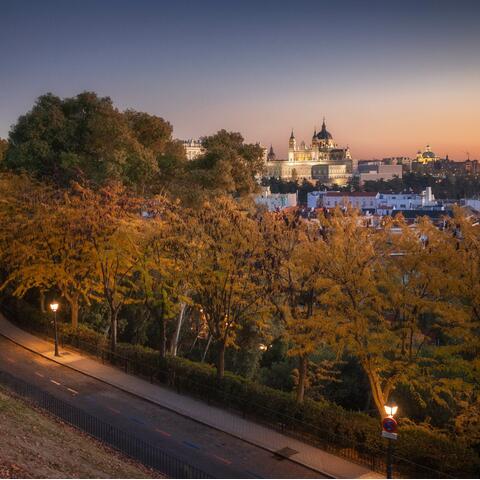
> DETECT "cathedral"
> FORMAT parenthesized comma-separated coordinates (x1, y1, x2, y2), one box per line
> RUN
(266, 120, 353, 185)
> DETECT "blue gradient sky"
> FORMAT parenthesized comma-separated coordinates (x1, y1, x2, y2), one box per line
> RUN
(1, 0, 479, 159)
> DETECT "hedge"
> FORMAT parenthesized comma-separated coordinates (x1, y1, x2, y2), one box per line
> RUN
(1, 296, 479, 478)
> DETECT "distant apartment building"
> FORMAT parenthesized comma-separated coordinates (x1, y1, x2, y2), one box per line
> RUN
(376, 187, 437, 215)
(358, 163, 403, 184)
(321, 191, 378, 211)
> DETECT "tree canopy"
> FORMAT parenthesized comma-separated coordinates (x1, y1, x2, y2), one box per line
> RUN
(4, 92, 184, 192)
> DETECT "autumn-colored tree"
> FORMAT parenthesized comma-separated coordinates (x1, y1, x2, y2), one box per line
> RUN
(261, 211, 337, 402)
(448, 207, 480, 326)
(319, 210, 466, 418)
(79, 183, 146, 351)
(0, 174, 97, 327)
(188, 197, 271, 379)
(137, 198, 190, 357)
(0, 138, 8, 164)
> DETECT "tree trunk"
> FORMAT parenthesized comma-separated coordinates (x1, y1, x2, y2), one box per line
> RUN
(159, 314, 166, 358)
(201, 335, 212, 362)
(296, 355, 308, 403)
(171, 302, 187, 356)
(69, 295, 79, 329)
(40, 291, 46, 313)
(216, 341, 226, 380)
(363, 363, 387, 418)
(109, 309, 118, 353)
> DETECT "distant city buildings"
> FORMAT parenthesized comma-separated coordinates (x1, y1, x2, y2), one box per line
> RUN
(307, 187, 439, 217)
(265, 119, 353, 185)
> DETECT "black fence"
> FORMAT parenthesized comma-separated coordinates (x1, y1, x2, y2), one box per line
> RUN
(0, 369, 212, 479)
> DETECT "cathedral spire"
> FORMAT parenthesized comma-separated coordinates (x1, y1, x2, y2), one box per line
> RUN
(290, 129, 295, 140)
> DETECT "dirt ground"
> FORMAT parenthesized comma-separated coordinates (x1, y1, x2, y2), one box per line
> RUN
(0, 388, 160, 478)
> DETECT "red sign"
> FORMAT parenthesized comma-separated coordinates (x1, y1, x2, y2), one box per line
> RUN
(382, 416, 398, 434)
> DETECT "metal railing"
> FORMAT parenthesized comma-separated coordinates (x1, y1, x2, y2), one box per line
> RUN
(0, 369, 212, 479)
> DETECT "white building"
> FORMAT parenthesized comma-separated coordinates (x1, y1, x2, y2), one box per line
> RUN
(322, 192, 378, 211)
(307, 190, 331, 209)
(182, 139, 205, 160)
(255, 187, 297, 211)
(376, 187, 437, 215)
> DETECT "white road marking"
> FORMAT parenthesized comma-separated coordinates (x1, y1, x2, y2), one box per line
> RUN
(35, 372, 45, 378)
(50, 379, 61, 386)
(67, 388, 79, 395)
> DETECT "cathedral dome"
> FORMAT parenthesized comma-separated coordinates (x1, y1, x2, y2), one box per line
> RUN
(316, 119, 332, 140)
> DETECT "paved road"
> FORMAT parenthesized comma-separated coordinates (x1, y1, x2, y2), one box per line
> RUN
(0, 337, 324, 479)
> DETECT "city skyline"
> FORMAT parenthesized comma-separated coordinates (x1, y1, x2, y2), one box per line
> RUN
(1, 0, 479, 160)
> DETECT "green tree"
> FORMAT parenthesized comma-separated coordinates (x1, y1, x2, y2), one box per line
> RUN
(5, 92, 158, 191)
(186, 130, 265, 200)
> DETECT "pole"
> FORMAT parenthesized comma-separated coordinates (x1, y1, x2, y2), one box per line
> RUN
(54, 310, 59, 357)
(386, 437, 393, 479)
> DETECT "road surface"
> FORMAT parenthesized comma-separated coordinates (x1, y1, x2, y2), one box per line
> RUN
(0, 336, 325, 479)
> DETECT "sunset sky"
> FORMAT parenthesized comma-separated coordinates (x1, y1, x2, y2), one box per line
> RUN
(1, 0, 479, 160)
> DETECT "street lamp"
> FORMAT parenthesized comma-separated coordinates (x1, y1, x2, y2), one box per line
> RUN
(384, 402, 398, 417)
(49, 301, 60, 357)
(383, 401, 398, 479)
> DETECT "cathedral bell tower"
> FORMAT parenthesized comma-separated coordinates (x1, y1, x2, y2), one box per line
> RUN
(288, 130, 296, 162)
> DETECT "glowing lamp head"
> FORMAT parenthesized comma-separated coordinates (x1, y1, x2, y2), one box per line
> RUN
(259, 344, 268, 352)
(384, 402, 398, 417)
(50, 302, 59, 313)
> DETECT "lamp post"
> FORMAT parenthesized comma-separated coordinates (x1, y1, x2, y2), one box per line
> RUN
(50, 301, 59, 357)
(383, 402, 398, 479)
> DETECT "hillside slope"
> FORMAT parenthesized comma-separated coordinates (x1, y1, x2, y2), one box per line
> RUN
(0, 388, 157, 478)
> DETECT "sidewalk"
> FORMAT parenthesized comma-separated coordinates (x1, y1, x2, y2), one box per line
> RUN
(0, 314, 381, 479)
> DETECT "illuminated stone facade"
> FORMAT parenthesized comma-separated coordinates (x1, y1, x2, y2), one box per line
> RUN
(415, 145, 439, 164)
(266, 120, 353, 185)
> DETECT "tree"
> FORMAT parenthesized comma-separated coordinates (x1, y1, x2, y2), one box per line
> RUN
(138, 198, 189, 357)
(319, 210, 466, 418)
(80, 183, 146, 351)
(5, 92, 159, 191)
(0, 174, 97, 328)
(0, 138, 8, 164)
(186, 130, 265, 200)
(125, 110, 187, 190)
(188, 197, 271, 379)
(261, 210, 337, 402)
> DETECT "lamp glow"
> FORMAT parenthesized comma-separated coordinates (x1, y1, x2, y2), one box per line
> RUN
(384, 403, 398, 417)
(50, 302, 59, 312)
